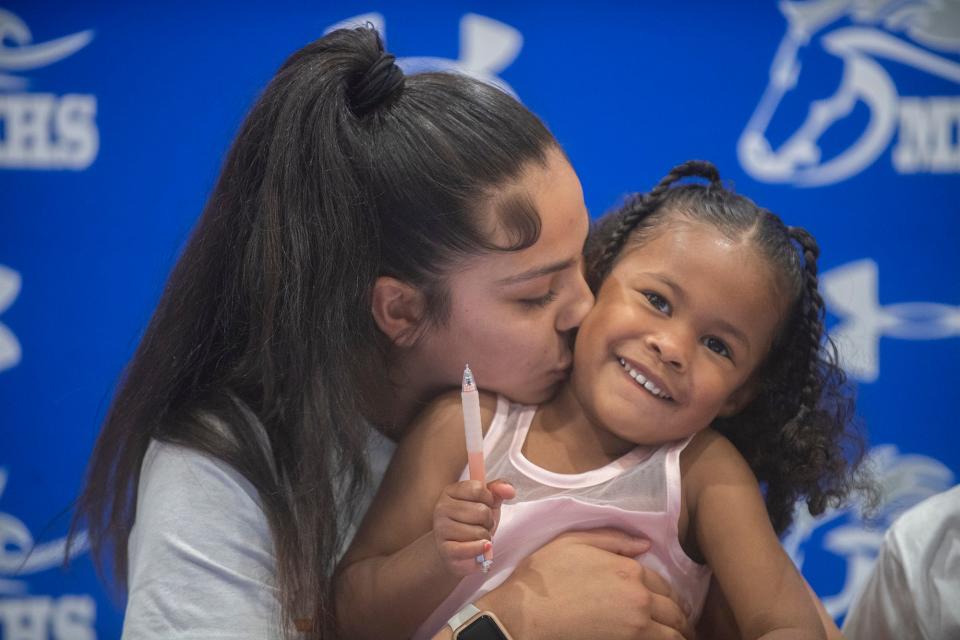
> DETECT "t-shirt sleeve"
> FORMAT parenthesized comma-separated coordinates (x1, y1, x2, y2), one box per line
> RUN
(841, 537, 923, 639)
(122, 441, 281, 639)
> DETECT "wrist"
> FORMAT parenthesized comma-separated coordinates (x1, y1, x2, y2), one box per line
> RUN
(475, 584, 528, 640)
(448, 603, 515, 640)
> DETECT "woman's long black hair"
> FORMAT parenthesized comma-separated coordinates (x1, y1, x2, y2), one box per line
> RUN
(70, 27, 558, 638)
(587, 160, 877, 536)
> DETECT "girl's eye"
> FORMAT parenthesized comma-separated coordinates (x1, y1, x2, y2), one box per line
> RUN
(519, 290, 557, 308)
(644, 292, 671, 314)
(703, 336, 731, 359)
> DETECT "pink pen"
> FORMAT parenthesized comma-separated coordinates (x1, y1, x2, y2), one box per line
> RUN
(461, 364, 492, 572)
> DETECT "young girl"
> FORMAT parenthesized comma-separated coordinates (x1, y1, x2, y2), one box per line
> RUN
(335, 160, 871, 640)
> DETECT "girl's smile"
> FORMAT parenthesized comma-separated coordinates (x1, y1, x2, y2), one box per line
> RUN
(617, 356, 673, 400)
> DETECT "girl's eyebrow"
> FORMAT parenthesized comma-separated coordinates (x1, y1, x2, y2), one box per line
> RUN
(495, 257, 578, 286)
(714, 318, 751, 352)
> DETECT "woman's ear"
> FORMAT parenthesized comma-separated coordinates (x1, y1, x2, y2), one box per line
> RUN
(371, 276, 427, 348)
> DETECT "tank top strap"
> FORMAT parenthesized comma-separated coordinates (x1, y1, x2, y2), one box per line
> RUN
(483, 395, 514, 450)
(482, 395, 536, 481)
(664, 434, 697, 528)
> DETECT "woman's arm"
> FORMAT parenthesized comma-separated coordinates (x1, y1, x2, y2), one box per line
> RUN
(336, 391, 500, 639)
(433, 528, 694, 640)
(683, 430, 824, 640)
(123, 442, 280, 639)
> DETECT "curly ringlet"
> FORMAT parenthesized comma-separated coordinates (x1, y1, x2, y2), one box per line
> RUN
(72, 25, 562, 639)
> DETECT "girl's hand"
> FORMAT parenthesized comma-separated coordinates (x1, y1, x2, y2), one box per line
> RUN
(432, 479, 516, 576)
(476, 528, 694, 640)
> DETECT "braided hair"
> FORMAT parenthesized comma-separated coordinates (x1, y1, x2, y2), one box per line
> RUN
(586, 160, 874, 535)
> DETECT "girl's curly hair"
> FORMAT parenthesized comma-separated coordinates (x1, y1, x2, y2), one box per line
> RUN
(586, 160, 876, 535)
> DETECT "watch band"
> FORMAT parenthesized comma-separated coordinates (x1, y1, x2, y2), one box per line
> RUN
(447, 603, 482, 632)
(448, 603, 513, 640)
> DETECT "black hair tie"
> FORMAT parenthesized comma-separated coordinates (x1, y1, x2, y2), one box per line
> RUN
(349, 52, 405, 118)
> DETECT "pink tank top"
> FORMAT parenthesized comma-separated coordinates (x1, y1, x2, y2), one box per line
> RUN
(414, 395, 711, 638)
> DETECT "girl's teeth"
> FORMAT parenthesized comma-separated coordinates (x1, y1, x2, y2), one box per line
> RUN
(617, 358, 670, 400)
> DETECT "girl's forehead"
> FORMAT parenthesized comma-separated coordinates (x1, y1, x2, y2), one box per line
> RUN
(628, 214, 738, 245)
(618, 222, 784, 302)
(621, 218, 744, 260)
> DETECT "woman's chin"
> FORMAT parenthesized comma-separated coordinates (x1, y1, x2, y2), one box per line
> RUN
(506, 377, 566, 406)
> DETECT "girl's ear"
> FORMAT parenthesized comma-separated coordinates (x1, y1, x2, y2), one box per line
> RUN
(371, 276, 427, 348)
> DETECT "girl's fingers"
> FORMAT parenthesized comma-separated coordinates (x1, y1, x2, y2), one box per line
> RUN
(446, 480, 496, 506)
(438, 499, 495, 528)
(487, 479, 516, 503)
(435, 520, 492, 543)
(439, 539, 491, 563)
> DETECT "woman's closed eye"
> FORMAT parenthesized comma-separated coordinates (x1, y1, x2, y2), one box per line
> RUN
(643, 291, 671, 314)
(519, 290, 557, 308)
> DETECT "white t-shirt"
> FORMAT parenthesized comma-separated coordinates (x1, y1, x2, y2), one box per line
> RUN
(842, 484, 960, 640)
(122, 427, 395, 639)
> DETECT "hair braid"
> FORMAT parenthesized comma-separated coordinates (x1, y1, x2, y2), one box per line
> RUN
(777, 225, 838, 517)
(588, 160, 722, 290)
(788, 226, 824, 416)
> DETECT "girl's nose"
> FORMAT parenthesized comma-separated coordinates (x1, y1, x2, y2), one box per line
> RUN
(646, 330, 689, 371)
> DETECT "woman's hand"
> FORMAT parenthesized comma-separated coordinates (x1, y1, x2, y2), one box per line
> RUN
(476, 528, 694, 640)
(433, 479, 516, 576)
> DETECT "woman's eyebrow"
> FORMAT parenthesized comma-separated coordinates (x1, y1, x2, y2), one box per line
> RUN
(495, 257, 578, 286)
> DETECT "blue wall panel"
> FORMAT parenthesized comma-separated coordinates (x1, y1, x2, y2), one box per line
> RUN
(2, 2, 958, 637)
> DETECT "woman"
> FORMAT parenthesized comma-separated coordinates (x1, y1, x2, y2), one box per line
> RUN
(70, 27, 690, 639)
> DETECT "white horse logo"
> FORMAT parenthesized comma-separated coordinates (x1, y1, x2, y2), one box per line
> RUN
(782, 445, 955, 618)
(739, 0, 960, 186)
(326, 12, 523, 97)
(0, 9, 94, 90)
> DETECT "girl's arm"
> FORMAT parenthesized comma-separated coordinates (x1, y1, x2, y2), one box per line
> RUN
(682, 429, 825, 640)
(335, 390, 500, 640)
(697, 575, 844, 639)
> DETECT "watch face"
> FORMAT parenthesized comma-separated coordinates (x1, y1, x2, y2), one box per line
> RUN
(457, 615, 509, 640)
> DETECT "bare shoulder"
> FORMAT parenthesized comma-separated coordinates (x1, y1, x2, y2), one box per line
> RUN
(681, 429, 758, 497)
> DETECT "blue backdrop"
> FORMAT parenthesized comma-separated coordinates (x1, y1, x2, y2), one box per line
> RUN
(2, 2, 958, 638)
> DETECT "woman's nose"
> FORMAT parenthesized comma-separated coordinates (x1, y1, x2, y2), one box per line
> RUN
(556, 273, 595, 332)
